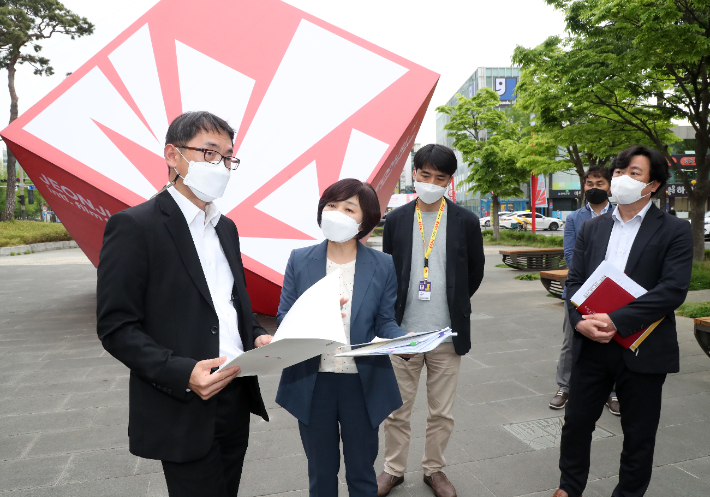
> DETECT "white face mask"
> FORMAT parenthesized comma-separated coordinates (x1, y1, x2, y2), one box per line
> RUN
(320, 210, 361, 243)
(610, 175, 653, 205)
(174, 149, 231, 202)
(415, 181, 447, 204)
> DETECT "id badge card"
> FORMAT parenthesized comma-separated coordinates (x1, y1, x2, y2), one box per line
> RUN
(418, 280, 432, 301)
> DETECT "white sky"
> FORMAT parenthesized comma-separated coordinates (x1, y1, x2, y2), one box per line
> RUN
(0, 0, 567, 149)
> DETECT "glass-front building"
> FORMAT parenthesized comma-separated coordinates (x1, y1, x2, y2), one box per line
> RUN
(436, 67, 525, 217)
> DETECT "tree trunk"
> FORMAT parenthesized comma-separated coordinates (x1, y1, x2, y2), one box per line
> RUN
(570, 146, 586, 207)
(491, 193, 500, 240)
(691, 131, 710, 262)
(4, 63, 19, 222)
(689, 190, 706, 262)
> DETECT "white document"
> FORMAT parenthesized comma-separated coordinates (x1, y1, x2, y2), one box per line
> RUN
(570, 260, 647, 307)
(335, 328, 456, 357)
(218, 269, 346, 376)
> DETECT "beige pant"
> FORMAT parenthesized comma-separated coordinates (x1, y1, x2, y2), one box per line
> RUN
(383, 342, 461, 477)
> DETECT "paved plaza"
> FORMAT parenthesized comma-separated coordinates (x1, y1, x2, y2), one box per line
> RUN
(1, 246, 709, 496)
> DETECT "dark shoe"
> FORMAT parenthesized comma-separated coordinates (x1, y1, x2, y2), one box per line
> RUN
(423, 471, 456, 497)
(606, 395, 621, 416)
(549, 389, 569, 409)
(377, 471, 403, 496)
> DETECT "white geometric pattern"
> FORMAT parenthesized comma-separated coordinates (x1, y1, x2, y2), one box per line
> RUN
(239, 237, 319, 278)
(23, 67, 159, 200)
(109, 24, 170, 143)
(255, 161, 324, 240)
(176, 41, 255, 140)
(339, 129, 390, 182)
(217, 19, 408, 215)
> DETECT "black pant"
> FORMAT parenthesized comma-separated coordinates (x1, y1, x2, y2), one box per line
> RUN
(298, 373, 379, 497)
(162, 378, 251, 497)
(559, 340, 666, 497)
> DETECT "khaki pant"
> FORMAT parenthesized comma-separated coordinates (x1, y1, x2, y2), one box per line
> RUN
(383, 342, 461, 477)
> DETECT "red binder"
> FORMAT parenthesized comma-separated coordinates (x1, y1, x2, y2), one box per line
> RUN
(572, 276, 662, 351)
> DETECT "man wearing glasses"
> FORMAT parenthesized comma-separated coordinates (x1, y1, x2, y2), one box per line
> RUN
(97, 111, 272, 497)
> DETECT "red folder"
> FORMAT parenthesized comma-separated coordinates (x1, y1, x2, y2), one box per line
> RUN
(573, 277, 662, 351)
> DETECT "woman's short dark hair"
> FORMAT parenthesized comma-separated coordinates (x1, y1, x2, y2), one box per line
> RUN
(165, 111, 235, 146)
(317, 179, 381, 240)
(414, 144, 457, 176)
(583, 165, 611, 183)
(610, 145, 670, 197)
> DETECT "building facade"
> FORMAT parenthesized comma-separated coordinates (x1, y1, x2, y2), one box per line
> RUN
(436, 67, 526, 217)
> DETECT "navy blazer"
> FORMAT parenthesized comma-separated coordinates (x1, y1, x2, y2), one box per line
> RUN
(275, 240, 407, 429)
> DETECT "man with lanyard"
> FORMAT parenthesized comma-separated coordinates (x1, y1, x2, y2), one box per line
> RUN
(550, 165, 621, 415)
(378, 144, 484, 497)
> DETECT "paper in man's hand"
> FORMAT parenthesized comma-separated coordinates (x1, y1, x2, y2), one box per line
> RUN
(219, 269, 346, 375)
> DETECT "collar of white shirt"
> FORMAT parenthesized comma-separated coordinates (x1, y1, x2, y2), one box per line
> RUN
(611, 199, 652, 225)
(167, 186, 221, 227)
(586, 201, 612, 217)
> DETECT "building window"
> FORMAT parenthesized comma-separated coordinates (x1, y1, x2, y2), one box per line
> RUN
(486, 68, 492, 76)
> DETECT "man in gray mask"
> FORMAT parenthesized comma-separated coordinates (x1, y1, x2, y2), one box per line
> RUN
(97, 111, 272, 497)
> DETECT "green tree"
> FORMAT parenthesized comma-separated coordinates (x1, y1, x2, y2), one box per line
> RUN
(0, 0, 93, 221)
(512, 36, 677, 206)
(532, 0, 710, 260)
(436, 88, 533, 239)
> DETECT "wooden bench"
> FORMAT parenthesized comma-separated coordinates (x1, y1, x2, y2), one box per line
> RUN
(540, 269, 569, 299)
(500, 248, 567, 271)
(692, 317, 710, 359)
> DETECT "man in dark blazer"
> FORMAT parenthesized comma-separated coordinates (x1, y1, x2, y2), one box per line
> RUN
(377, 144, 485, 497)
(97, 111, 271, 497)
(553, 145, 693, 497)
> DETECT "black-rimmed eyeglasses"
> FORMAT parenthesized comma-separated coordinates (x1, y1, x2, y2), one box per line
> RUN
(178, 145, 240, 170)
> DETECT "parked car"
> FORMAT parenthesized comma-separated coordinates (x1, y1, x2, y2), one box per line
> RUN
(500, 211, 563, 231)
(479, 211, 513, 228)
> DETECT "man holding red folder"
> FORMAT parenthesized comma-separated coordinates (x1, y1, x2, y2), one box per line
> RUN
(552, 145, 693, 497)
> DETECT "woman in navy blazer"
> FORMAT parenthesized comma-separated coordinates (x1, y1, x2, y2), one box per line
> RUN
(276, 179, 408, 497)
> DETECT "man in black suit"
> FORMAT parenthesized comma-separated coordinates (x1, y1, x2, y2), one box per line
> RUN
(552, 145, 693, 497)
(377, 144, 485, 497)
(97, 111, 272, 497)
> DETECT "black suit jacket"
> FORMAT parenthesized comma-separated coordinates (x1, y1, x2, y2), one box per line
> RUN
(382, 198, 485, 355)
(96, 190, 268, 463)
(565, 204, 693, 374)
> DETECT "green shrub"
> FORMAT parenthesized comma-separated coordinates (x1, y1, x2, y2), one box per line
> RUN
(676, 301, 710, 318)
(689, 261, 710, 291)
(0, 220, 72, 248)
(481, 229, 564, 248)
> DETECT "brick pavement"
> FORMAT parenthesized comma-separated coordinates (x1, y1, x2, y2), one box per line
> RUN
(0, 247, 708, 496)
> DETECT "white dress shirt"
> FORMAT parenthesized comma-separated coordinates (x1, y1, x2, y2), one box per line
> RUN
(319, 258, 358, 373)
(605, 200, 653, 272)
(168, 187, 244, 362)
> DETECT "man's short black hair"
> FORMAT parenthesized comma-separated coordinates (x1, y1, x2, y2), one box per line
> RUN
(165, 111, 235, 147)
(583, 165, 611, 183)
(414, 144, 457, 177)
(609, 145, 670, 197)
(317, 179, 381, 240)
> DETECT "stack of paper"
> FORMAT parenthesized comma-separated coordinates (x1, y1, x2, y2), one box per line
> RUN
(570, 260, 663, 351)
(218, 269, 346, 375)
(335, 328, 456, 357)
